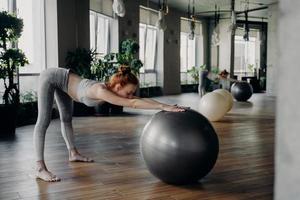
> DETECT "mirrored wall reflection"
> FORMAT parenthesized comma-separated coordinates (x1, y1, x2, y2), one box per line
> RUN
(139, 6, 159, 87)
(234, 28, 261, 79)
(180, 18, 204, 85)
(234, 21, 268, 91)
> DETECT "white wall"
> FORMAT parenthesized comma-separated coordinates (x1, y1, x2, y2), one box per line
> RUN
(275, 1, 300, 199)
(162, 8, 181, 94)
(57, 0, 90, 67)
(266, 4, 279, 96)
(209, 19, 232, 73)
(218, 19, 232, 73)
(45, 0, 58, 68)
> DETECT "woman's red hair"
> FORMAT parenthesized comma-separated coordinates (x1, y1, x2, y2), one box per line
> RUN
(106, 65, 139, 88)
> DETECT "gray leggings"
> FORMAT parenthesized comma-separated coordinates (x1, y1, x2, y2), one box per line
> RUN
(33, 68, 75, 161)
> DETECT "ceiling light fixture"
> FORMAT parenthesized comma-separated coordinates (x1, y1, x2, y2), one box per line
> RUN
(156, 0, 168, 30)
(112, 0, 125, 17)
(211, 4, 220, 46)
(188, 0, 196, 40)
(243, 0, 250, 41)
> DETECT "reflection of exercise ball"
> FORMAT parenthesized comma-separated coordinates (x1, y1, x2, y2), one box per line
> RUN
(231, 82, 253, 102)
(198, 92, 228, 121)
(214, 89, 234, 111)
(140, 109, 219, 185)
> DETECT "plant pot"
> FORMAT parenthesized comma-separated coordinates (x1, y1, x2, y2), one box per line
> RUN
(181, 84, 199, 93)
(95, 102, 110, 116)
(139, 86, 162, 97)
(110, 104, 123, 115)
(17, 102, 38, 127)
(73, 101, 95, 116)
(95, 102, 123, 116)
(0, 104, 17, 138)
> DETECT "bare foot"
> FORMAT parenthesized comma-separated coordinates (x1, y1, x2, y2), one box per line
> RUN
(36, 168, 61, 182)
(34, 160, 60, 182)
(69, 149, 94, 162)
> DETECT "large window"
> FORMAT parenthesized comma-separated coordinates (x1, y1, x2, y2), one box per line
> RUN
(0, 0, 45, 99)
(234, 29, 260, 79)
(180, 33, 196, 72)
(90, 11, 110, 56)
(139, 7, 158, 87)
(0, 0, 45, 74)
(139, 23, 157, 72)
(0, 0, 8, 11)
(180, 19, 204, 84)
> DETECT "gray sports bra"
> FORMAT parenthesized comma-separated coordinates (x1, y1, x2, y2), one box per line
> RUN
(76, 79, 105, 107)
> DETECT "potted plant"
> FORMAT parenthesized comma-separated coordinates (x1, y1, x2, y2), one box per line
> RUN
(139, 82, 162, 97)
(182, 64, 206, 93)
(208, 67, 222, 91)
(0, 11, 28, 137)
(90, 53, 118, 116)
(91, 53, 118, 82)
(65, 48, 96, 79)
(117, 39, 143, 75)
(17, 90, 38, 127)
(65, 48, 96, 116)
(91, 39, 143, 115)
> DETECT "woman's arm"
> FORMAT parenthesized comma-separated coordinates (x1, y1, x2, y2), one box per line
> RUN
(228, 77, 238, 82)
(133, 96, 190, 110)
(88, 85, 184, 112)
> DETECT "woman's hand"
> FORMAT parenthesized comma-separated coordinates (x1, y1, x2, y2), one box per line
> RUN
(162, 104, 188, 112)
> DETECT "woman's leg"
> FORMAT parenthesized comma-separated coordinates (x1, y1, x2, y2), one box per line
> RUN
(199, 84, 206, 97)
(54, 89, 93, 162)
(33, 71, 60, 182)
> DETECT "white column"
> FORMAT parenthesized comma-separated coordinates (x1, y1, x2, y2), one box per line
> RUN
(275, 1, 300, 199)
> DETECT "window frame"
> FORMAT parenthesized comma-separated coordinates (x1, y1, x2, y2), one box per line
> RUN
(234, 35, 258, 77)
(139, 23, 158, 73)
(139, 22, 158, 87)
(2, 0, 46, 75)
(90, 10, 111, 57)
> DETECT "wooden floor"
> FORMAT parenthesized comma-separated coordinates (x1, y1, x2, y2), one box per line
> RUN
(0, 93, 275, 200)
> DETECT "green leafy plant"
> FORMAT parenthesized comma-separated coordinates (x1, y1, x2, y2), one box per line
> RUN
(91, 53, 118, 82)
(117, 39, 142, 75)
(65, 48, 96, 79)
(209, 67, 220, 84)
(0, 11, 28, 105)
(199, 64, 207, 71)
(248, 64, 255, 72)
(187, 66, 199, 84)
(20, 90, 37, 103)
(211, 67, 220, 75)
(18, 90, 38, 127)
(186, 64, 207, 84)
(91, 39, 143, 82)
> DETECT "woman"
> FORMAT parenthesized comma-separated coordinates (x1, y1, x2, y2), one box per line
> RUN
(199, 69, 237, 97)
(198, 69, 210, 97)
(218, 69, 237, 90)
(34, 66, 185, 182)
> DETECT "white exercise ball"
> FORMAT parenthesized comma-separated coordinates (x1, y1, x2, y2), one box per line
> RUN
(213, 89, 234, 111)
(198, 92, 228, 122)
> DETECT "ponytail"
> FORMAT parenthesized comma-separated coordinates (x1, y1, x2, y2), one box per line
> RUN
(106, 65, 139, 88)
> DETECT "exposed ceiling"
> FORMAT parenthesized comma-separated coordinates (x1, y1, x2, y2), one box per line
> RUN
(149, 0, 278, 19)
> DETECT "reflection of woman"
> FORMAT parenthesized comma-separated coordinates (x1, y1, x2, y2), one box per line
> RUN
(198, 70, 210, 97)
(199, 69, 237, 97)
(219, 70, 231, 90)
(218, 70, 238, 90)
(34, 66, 186, 182)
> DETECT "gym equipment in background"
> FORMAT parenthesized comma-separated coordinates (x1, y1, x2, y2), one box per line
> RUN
(231, 81, 253, 102)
